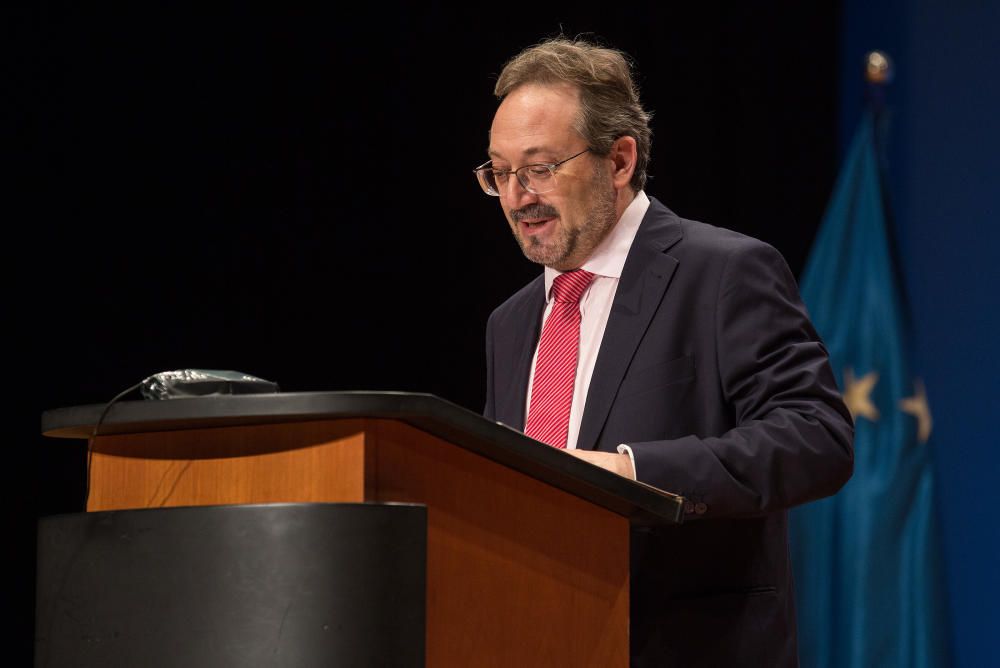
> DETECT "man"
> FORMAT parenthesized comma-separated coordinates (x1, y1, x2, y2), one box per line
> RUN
(478, 38, 854, 666)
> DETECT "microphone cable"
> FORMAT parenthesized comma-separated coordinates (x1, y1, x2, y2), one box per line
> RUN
(84, 382, 142, 510)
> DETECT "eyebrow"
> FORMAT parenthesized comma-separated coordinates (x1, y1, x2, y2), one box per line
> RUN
(486, 146, 553, 161)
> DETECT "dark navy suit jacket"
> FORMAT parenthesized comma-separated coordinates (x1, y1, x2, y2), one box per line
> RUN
(484, 198, 854, 667)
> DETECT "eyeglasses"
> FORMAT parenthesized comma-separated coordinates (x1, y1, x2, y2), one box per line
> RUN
(473, 148, 591, 196)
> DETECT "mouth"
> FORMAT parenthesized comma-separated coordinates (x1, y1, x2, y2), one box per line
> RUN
(518, 216, 556, 235)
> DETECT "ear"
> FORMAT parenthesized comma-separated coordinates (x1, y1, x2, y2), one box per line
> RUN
(609, 135, 638, 190)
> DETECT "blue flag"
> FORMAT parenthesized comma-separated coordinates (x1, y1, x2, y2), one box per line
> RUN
(789, 113, 951, 667)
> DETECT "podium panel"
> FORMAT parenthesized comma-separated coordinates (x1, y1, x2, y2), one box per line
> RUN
(86, 419, 371, 510)
(372, 419, 629, 666)
(43, 392, 685, 667)
(35, 503, 426, 668)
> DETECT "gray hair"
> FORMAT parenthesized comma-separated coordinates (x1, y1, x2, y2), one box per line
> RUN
(495, 37, 653, 191)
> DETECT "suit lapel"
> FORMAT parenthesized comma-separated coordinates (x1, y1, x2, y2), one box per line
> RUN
(495, 276, 545, 430)
(576, 199, 683, 450)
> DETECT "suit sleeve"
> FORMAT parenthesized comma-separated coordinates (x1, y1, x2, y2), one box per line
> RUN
(627, 241, 854, 518)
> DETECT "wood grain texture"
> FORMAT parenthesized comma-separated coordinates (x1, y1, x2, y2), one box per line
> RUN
(84, 416, 630, 666)
(370, 419, 629, 668)
(87, 419, 370, 510)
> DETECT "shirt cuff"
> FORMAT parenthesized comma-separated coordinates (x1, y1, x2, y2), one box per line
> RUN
(616, 443, 637, 480)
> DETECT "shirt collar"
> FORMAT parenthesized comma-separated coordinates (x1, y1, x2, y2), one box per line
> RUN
(543, 190, 650, 299)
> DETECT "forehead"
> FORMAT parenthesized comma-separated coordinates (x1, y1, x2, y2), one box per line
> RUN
(489, 83, 581, 159)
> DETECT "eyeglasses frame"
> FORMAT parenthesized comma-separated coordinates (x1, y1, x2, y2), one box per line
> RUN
(473, 148, 592, 196)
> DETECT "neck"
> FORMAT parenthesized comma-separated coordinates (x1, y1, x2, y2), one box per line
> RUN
(615, 187, 637, 222)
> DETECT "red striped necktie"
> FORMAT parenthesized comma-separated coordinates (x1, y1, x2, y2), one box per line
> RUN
(524, 269, 596, 448)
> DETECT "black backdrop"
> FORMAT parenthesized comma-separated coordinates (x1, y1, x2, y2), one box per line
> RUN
(13, 3, 837, 661)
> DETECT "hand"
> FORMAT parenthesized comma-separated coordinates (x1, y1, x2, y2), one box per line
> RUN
(566, 450, 636, 480)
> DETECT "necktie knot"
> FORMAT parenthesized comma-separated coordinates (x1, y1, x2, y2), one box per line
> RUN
(551, 270, 595, 304)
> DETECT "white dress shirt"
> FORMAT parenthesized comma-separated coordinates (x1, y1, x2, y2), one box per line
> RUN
(525, 191, 650, 454)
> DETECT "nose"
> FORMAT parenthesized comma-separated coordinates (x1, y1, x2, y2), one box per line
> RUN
(500, 174, 538, 210)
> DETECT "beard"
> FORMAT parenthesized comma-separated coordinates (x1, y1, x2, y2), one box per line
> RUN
(509, 164, 618, 270)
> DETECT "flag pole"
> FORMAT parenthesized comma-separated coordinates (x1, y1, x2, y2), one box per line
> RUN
(864, 50, 893, 113)
(863, 50, 911, 325)
(864, 50, 893, 166)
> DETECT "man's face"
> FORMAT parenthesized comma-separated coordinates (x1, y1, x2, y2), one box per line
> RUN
(488, 84, 617, 271)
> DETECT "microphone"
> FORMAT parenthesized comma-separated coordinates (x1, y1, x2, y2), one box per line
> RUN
(139, 369, 279, 400)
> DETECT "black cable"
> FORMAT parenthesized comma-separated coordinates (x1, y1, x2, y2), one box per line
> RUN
(84, 382, 142, 510)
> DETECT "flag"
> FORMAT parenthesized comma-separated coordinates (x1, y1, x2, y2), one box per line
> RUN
(789, 112, 951, 667)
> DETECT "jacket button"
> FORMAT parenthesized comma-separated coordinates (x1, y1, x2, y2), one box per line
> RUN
(683, 501, 694, 514)
(694, 502, 707, 515)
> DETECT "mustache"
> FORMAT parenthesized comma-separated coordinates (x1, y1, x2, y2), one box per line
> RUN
(510, 204, 559, 222)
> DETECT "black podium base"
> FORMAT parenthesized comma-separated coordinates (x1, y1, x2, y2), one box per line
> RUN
(35, 503, 426, 667)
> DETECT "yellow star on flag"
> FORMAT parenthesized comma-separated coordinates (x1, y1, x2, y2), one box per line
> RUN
(843, 367, 880, 421)
(899, 378, 933, 443)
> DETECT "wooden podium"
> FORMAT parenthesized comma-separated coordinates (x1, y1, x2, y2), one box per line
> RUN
(42, 391, 684, 667)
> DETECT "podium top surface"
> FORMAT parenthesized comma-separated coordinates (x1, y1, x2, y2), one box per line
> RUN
(42, 391, 683, 526)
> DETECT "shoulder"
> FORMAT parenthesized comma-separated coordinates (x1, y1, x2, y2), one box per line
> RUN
(683, 220, 791, 284)
(679, 218, 782, 264)
(643, 197, 782, 264)
(486, 274, 545, 329)
(666, 220, 803, 314)
(640, 199, 796, 294)
(659, 215, 789, 282)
